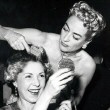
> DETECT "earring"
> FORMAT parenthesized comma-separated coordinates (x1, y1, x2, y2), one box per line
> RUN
(82, 44, 87, 49)
(15, 87, 18, 97)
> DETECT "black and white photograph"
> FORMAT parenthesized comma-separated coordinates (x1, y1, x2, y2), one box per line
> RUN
(0, 0, 110, 110)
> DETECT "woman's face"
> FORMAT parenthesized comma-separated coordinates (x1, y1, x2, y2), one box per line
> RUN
(60, 15, 89, 53)
(14, 61, 46, 103)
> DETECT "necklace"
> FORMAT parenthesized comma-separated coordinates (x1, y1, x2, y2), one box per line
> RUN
(10, 102, 20, 110)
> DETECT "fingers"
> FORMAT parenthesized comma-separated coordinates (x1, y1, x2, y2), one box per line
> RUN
(49, 68, 73, 87)
(51, 68, 71, 79)
(59, 101, 72, 110)
(11, 40, 24, 50)
(57, 71, 74, 81)
(50, 69, 73, 87)
(59, 76, 73, 86)
(48, 70, 73, 93)
(59, 103, 72, 110)
(61, 100, 71, 108)
(45, 69, 74, 97)
(5, 30, 30, 52)
(59, 85, 67, 90)
(59, 105, 69, 110)
(10, 36, 30, 52)
(21, 37, 30, 52)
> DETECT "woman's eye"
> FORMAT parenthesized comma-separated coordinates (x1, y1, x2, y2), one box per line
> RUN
(40, 74, 45, 77)
(25, 75, 31, 78)
(63, 27, 68, 31)
(73, 35, 80, 40)
(39, 73, 45, 78)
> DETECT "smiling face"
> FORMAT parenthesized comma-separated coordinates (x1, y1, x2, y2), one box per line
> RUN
(14, 61, 45, 104)
(60, 15, 89, 53)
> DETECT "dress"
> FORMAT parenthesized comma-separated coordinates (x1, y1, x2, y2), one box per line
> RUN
(78, 65, 110, 110)
(0, 102, 20, 110)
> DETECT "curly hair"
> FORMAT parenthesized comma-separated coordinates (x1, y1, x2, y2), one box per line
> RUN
(4, 46, 53, 83)
(69, 1, 106, 40)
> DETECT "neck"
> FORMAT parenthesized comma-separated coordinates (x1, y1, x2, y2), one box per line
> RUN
(61, 49, 82, 58)
(17, 98, 35, 110)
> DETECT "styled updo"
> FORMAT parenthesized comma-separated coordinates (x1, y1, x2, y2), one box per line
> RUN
(69, 1, 106, 40)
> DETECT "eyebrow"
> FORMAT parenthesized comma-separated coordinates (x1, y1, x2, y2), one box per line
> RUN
(65, 23, 70, 31)
(65, 23, 83, 39)
(65, 23, 82, 38)
(73, 32, 82, 38)
(39, 72, 45, 74)
(24, 73, 33, 75)
(24, 72, 45, 75)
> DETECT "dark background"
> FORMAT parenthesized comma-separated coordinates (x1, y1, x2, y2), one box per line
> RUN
(0, 0, 110, 109)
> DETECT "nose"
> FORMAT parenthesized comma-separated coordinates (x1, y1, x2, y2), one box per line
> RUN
(63, 32, 71, 42)
(32, 77, 40, 87)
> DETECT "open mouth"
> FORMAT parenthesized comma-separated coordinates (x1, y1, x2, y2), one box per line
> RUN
(28, 89, 40, 95)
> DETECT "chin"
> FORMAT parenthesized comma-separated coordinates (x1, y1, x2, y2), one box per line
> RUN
(60, 46, 70, 53)
(24, 93, 40, 103)
(60, 48, 68, 53)
(60, 45, 67, 52)
(61, 50, 71, 53)
(27, 97, 38, 104)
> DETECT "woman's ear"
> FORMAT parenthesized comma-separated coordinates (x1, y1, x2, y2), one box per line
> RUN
(82, 40, 91, 49)
(91, 32, 96, 37)
(13, 81, 17, 88)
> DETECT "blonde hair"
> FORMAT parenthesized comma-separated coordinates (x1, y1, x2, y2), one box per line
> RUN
(69, 1, 106, 39)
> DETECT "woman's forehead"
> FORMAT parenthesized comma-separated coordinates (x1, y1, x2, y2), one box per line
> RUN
(21, 61, 44, 74)
(65, 15, 88, 36)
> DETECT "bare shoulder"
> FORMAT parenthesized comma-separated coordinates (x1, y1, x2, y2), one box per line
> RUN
(81, 51, 96, 72)
(46, 32, 60, 42)
(44, 32, 60, 48)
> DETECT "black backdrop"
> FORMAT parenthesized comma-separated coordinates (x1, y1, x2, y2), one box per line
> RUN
(0, 0, 110, 109)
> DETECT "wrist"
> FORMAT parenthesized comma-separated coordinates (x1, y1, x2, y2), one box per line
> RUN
(43, 88, 53, 100)
(33, 89, 53, 110)
(0, 25, 10, 40)
(4, 29, 13, 40)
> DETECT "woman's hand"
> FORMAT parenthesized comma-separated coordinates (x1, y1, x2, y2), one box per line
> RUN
(4, 30, 30, 52)
(44, 68, 74, 99)
(58, 100, 72, 110)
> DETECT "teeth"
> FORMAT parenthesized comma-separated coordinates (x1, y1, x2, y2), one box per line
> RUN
(29, 89, 40, 93)
(29, 90, 39, 95)
(30, 91, 38, 93)
(30, 92, 38, 95)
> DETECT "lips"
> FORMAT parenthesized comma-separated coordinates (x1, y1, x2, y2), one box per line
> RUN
(61, 41, 68, 47)
(28, 89, 40, 95)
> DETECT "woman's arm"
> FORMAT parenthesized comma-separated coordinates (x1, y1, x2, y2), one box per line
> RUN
(75, 59, 96, 105)
(33, 68, 74, 110)
(0, 25, 48, 52)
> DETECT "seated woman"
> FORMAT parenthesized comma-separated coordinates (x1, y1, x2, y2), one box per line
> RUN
(0, 46, 73, 110)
